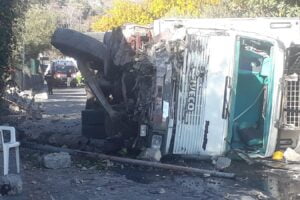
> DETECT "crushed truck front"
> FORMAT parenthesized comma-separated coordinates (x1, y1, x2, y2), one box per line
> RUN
(145, 18, 300, 158)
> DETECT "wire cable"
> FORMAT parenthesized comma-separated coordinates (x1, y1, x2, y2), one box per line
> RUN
(233, 87, 265, 122)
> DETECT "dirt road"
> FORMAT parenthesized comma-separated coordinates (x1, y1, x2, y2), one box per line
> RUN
(18, 87, 86, 140)
(0, 149, 278, 200)
(39, 87, 86, 115)
(4, 88, 300, 200)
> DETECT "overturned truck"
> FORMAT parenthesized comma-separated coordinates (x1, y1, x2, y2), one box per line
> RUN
(51, 18, 300, 159)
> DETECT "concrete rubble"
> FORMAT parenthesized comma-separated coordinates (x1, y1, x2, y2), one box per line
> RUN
(138, 148, 162, 162)
(284, 148, 300, 162)
(213, 157, 232, 170)
(43, 152, 72, 169)
(1, 86, 42, 120)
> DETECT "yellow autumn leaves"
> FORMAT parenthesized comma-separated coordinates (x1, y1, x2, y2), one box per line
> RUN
(91, 0, 220, 31)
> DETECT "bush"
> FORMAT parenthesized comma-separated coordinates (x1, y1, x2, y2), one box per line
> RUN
(91, 0, 220, 31)
(0, 0, 27, 95)
(201, 0, 300, 18)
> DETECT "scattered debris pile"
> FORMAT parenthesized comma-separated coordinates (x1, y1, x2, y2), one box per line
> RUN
(23, 142, 236, 179)
(1, 85, 42, 121)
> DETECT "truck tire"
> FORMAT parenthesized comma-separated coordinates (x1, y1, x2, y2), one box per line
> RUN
(51, 28, 107, 66)
(82, 124, 106, 139)
(81, 109, 106, 126)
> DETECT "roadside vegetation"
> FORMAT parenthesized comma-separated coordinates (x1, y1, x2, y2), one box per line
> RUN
(23, 0, 98, 60)
(91, 0, 220, 31)
(202, 0, 300, 17)
(91, 0, 300, 32)
(0, 0, 27, 95)
(0, 0, 102, 102)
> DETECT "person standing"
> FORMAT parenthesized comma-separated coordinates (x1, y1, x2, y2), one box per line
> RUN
(66, 69, 72, 87)
(45, 71, 54, 95)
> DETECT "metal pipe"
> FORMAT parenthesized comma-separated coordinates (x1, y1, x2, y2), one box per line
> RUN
(22, 142, 236, 179)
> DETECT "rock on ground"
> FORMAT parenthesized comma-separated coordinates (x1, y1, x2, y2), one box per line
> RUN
(214, 157, 231, 170)
(138, 148, 162, 162)
(43, 152, 71, 169)
(0, 174, 23, 196)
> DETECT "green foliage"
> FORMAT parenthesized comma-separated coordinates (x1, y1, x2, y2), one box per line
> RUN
(23, 0, 96, 59)
(201, 0, 300, 17)
(0, 0, 97, 95)
(0, 0, 27, 93)
(24, 4, 59, 59)
(91, 0, 300, 31)
(91, 0, 220, 31)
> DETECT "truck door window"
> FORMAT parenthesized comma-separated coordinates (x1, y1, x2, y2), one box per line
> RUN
(231, 37, 274, 154)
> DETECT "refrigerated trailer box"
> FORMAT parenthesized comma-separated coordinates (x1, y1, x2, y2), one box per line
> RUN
(145, 18, 300, 158)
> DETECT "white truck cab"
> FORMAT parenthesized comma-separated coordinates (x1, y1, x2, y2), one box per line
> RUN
(148, 18, 300, 158)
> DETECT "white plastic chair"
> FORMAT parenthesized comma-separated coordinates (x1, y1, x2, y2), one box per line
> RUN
(0, 126, 20, 175)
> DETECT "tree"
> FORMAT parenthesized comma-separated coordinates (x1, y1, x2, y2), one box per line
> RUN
(0, 0, 27, 93)
(91, 0, 300, 32)
(201, 0, 300, 18)
(58, 0, 94, 31)
(23, 4, 60, 59)
(23, 0, 95, 60)
(91, 0, 220, 31)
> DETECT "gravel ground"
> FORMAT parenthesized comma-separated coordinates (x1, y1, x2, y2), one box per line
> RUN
(0, 149, 275, 200)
